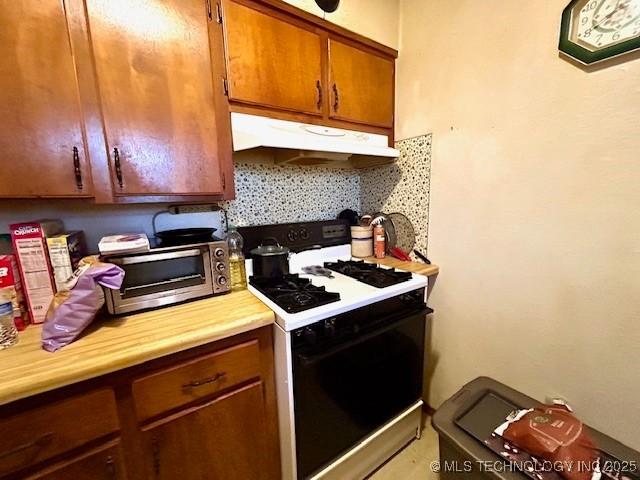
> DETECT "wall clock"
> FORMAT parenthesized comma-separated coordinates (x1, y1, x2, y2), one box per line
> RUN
(559, 0, 640, 64)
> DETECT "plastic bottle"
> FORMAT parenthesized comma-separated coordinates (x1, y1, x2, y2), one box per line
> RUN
(374, 224, 386, 259)
(226, 226, 247, 291)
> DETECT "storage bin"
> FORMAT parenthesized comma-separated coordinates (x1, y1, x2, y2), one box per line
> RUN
(432, 377, 640, 479)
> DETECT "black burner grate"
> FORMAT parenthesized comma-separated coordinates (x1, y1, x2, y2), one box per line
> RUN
(250, 275, 340, 313)
(324, 260, 412, 288)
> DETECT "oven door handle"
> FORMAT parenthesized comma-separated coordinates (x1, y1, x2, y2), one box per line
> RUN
(295, 307, 432, 367)
(109, 248, 203, 265)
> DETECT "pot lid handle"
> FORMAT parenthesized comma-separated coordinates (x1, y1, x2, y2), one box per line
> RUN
(260, 237, 282, 247)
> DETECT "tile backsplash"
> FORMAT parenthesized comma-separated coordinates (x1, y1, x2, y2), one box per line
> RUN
(0, 161, 361, 250)
(221, 161, 360, 226)
(0, 137, 431, 254)
(361, 134, 432, 258)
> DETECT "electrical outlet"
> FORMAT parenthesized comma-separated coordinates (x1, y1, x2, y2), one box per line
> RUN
(168, 204, 220, 215)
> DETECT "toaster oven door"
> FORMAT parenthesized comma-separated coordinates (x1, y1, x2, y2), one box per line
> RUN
(107, 247, 214, 314)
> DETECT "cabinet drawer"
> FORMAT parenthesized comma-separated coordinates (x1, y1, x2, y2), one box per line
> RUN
(132, 339, 261, 421)
(0, 389, 119, 477)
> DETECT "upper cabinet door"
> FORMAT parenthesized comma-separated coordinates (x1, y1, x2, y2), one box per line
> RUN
(86, 0, 225, 196)
(0, 1, 92, 198)
(222, 0, 323, 116)
(328, 39, 395, 128)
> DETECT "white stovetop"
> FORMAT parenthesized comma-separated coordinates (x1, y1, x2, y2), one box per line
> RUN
(246, 245, 429, 331)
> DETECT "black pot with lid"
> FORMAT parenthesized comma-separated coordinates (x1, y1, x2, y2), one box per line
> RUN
(250, 237, 290, 278)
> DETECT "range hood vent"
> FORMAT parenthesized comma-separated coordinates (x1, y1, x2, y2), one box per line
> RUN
(230, 112, 399, 166)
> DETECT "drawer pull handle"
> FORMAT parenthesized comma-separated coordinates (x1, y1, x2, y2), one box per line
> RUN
(151, 436, 160, 476)
(316, 80, 322, 110)
(113, 147, 123, 188)
(73, 146, 83, 190)
(182, 372, 226, 389)
(106, 456, 117, 479)
(0, 432, 53, 461)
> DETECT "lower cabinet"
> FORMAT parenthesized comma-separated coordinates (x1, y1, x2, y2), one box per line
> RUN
(25, 443, 126, 480)
(0, 327, 279, 480)
(140, 382, 274, 479)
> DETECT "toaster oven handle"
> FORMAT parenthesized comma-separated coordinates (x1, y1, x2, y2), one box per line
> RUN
(109, 248, 203, 265)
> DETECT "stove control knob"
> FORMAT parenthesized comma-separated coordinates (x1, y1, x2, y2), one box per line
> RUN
(214, 248, 225, 258)
(299, 228, 310, 241)
(303, 327, 317, 344)
(287, 229, 298, 242)
(324, 318, 336, 336)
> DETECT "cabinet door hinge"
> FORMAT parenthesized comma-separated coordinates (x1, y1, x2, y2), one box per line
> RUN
(216, 2, 223, 24)
(222, 78, 229, 96)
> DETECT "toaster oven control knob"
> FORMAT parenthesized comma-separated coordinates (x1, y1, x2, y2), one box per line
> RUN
(216, 262, 226, 273)
(217, 275, 228, 286)
(214, 248, 225, 258)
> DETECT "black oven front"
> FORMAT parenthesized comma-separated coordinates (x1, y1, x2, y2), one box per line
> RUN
(291, 288, 431, 479)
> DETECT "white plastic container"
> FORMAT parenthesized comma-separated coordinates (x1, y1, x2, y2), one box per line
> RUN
(350, 226, 373, 258)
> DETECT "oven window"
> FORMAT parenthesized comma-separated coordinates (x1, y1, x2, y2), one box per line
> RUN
(119, 255, 206, 299)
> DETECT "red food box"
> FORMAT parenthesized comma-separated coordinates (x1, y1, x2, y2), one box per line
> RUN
(10, 220, 63, 324)
(0, 255, 29, 330)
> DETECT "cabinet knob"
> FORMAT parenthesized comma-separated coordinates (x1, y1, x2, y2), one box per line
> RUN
(73, 146, 83, 190)
(113, 147, 124, 189)
(332, 83, 339, 112)
(316, 80, 323, 110)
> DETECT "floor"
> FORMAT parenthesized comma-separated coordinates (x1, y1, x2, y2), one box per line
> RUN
(368, 417, 441, 480)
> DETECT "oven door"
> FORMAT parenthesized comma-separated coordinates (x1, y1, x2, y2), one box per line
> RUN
(292, 300, 428, 479)
(107, 247, 214, 314)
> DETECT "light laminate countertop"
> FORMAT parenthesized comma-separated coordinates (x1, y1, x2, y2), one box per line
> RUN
(0, 290, 274, 406)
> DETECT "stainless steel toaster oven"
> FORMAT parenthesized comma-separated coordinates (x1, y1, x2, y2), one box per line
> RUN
(104, 240, 230, 315)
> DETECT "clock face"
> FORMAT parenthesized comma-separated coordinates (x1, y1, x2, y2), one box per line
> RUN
(560, 0, 640, 64)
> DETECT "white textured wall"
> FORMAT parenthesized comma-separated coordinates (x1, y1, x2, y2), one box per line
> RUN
(397, 0, 640, 449)
(282, 0, 399, 49)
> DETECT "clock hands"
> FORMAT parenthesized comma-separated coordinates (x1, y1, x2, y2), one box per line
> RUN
(590, 0, 623, 31)
(590, 0, 635, 32)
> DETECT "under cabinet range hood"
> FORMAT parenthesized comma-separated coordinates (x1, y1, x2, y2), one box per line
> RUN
(230, 112, 399, 166)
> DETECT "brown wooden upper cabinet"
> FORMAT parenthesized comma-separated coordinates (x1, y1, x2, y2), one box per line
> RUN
(222, 0, 323, 116)
(221, 0, 397, 134)
(328, 38, 395, 128)
(85, 0, 228, 197)
(0, 1, 93, 198)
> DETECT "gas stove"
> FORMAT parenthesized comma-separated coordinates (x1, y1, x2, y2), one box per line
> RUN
(324, 259, 413, 288)
(239, 220, 432, 480)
